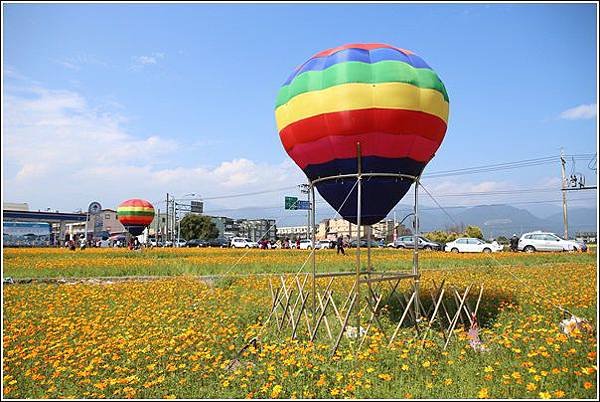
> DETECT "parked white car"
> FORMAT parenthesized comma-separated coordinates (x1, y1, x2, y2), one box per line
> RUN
(318, 240, 333, 249)
(445, 237, 503, 253)
(231, 237, 259, 249)
(518, 231, 586, 252)
(297, 239, 323, 250)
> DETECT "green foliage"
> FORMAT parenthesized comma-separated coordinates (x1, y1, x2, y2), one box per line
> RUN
(465, 225, 484, 239)
(496, 236, 509, 245)
(423, 230, 460, 244)
(425, 225, 484, 243)
(179, 214, 219, 241)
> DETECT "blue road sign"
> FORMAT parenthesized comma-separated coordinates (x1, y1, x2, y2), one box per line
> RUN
(297, 200, 311, 210)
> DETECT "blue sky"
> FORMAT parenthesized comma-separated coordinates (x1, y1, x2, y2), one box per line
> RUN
(2, 3, 598, 222)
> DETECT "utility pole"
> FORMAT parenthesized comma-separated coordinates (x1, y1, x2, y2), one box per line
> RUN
(172, 197, 176, 243)
(166, 193, 170, 243)
(156, 208, 160, 244)
(560, 149, 569, 239)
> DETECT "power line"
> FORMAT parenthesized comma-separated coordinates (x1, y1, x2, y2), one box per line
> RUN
(423, 153, 595, 178)
(418, 183, 460, 227)
(200, 186, 595, 215)
(425, 187, 559, 197)
(194, 153, 596, 204)
(201, 185, 299, 200)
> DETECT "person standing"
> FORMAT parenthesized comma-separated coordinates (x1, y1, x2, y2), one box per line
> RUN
(509, 234, 519, 252)
(336, 235, 345, 255)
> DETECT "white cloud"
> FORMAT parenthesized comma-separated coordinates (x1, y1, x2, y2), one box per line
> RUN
(4, 86, 176, 173)
(131, 53, 165, 70)
(559, 103, 597, 120)
(3, 83, 304, 212)
(54, 54, 108, 71)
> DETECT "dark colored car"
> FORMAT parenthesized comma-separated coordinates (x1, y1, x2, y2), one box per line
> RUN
(186, 239, 208, 248)
(393, 236, 442, 250)
(207, 237, 231, 248)
(348, 239, 382, 248)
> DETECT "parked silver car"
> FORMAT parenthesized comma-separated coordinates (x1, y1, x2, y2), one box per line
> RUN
(518, 231, 587, 252)
(393, 236, 442, 250)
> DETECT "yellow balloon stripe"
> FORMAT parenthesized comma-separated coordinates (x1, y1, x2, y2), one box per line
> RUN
(275, 82, 449, 132)
(117, 206, 154, 212)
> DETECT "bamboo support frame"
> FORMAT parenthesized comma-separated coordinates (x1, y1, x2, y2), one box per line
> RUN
(265, 140, 480, 351)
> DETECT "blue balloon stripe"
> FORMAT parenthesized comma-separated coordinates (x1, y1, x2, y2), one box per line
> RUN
(284, 48, 432, 85)
(304, 156, 427, 225)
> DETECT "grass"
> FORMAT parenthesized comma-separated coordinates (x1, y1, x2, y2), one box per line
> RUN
(2, 247, 596, 279)
(2, 248, 597, 399)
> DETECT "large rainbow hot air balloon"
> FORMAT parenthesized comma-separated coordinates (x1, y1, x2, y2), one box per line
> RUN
(117, 199, 155, 236)
(275, 43, 449, 225)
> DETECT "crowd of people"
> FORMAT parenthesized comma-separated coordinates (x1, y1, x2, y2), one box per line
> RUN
(63, 233, 355, 255)
(64, 235, 142, 251)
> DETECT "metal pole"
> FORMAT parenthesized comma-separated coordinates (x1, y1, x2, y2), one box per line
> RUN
(367, 225, 372, 272)
(166, 193, 170, 244)
(355, 143, 362, 335)
(413, 178, 420, 320)
(156, 208, 160, 244)
(307, 185, 311, 241)
(172, 198, 176, 244)
(311, 183, 317, 319)
(349, 220, 352, 241)
(560, 149, 569, 239)
(176, 203, 180, 247)
(393, 210, 397, 242)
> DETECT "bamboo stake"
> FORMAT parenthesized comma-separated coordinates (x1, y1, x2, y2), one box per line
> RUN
(389, 291, 416, 346)
(331, 294, 357, 356)
(444, 285, 471, 350)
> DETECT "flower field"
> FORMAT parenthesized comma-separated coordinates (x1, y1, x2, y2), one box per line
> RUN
(2, 247, 596, 279)
(2, 248, 597, 399)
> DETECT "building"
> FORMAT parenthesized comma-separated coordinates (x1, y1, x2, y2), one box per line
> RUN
(315, 218, 409, 242)
(3, 222, 51, 247)
(236, 219, 277, 242)
(65, 209, 126, 241)
(3, 202, 29, 211)
(210, 216, 237, 238)
(3, 202, 88, 246)
(148, 212, 169, 239)
(277, 225, 309, 240)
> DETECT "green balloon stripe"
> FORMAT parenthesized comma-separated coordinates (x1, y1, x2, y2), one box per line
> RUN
(276, 60, 449, 107)
(117, 210, 155, 216)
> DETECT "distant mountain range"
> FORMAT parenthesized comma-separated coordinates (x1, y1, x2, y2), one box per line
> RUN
(417, 204, 597, 238)
(204, 203, 597, 238)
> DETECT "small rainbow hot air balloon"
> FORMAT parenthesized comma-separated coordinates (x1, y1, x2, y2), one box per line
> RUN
(275, 43, 449, 225)
(117, 199, 155, 236)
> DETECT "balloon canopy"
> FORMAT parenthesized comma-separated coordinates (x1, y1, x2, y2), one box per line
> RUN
(275, 43, 449, 225)
(117, 199, 155, 236)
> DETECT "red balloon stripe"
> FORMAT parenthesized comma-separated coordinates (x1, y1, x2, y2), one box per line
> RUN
(279, 108, 446, 153)
(287, 132, 441, 170)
